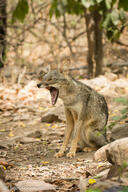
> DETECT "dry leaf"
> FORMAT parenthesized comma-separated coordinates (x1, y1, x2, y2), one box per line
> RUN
(88, 179, 96, 185)
(9, 132, 14, 137)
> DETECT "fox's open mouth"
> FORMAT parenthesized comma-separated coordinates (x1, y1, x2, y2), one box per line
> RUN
(47, 86, 59, 105)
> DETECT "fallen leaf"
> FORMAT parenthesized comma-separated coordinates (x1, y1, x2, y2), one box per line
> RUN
(0, 129, 5, 132)
(110, 113, 116, 117)
(19, 122, 26, 127)
(88, 179, 96, 185)
(36, 138, 40, 141)
(41, 161, 49, 165)
(45, 123, 51, 127)
(39, 107, 44, 111)
(51, 125, 57, 128)
(119, 121, 124, 124)
(0, 161, 14, 168)
(9, 132, 14, 137)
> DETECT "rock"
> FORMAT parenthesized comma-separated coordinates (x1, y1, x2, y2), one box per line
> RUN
(0, 180, 9, 192)
(15, 180, 56, 192)
(13, 114, 30, 121)
(26, 130, 42, 138)
(93, 144, 110, 161)
(110, 123, 128, 141)
(20, 137, 40, 144)
(0, 136, 21, 147)
(105, 72, 118, 81)
(95, 169, 110, 179)
(0, 143, 8, 150)
(106, 137, 128, 165)
(79, 176, 87, 192)
(42, 114, 62, 123)
(41, 105, 65, 123)
(94, 137, 128, 165)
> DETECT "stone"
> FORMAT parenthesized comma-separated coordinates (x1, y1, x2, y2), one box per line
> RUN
(26, 130, 42, 138)
(93, 144, 110, 161)
(15, 180, 56, 192)
(95, 169, 110, 179)
(94, 137, 128, 165)
(41, 105, 65, 123)
(20, 137, 39, 144)
(109, 123, 128, 141)
(0, 136, 21, 147)
(106, 137, 128, 165)
(42, 114, 62, 123)
(0, 180, 9, 192)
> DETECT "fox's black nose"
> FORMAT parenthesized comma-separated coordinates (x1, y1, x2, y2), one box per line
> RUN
(37, 83, 41, 88)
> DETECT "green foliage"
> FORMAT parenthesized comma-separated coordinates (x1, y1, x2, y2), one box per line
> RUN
(114, 97, 128, 104)
(85, 189, 101, 192)
(118, 161, 128, 180)
(81, 0, 96, 9)
(105, 0, 115, 9)
(121, 107, 128, 115)
(49, 0, 84, 17)
(112, 116, 121, 121)
(120, 186, 128, 192)
(11, 0, 128, 41)
(49, 0, 127, 41)
(86, 186, 128, 192)
(101, 8, 127, 40)
(114, 97, 128, 120)
(108, 97, 128, 129)
(12, 0, 29, 24)
(49, 0, 117, 17)
(96, 131, 102, 136)
(118, 0, 128, 11)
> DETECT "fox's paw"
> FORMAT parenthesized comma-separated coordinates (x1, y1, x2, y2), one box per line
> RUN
(66, 151, 76, 158)
(83, 147, 97, 152)
(54, 151, 64, 158)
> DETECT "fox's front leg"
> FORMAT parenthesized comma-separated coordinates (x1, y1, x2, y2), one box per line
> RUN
(55, 108, 74, 158)
(67, 120, 83, 158)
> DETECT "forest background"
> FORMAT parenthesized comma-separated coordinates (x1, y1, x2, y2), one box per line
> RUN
(0, 0, 128, 191)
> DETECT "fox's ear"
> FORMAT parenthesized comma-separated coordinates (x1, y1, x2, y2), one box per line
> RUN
(58, 57, 70, 75)
(61, 68, 72, 81)
(63, 73, 72, 82)
(59, 68, 71, 79)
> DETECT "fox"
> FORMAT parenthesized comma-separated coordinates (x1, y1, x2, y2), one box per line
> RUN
(37, 70, 108, 158)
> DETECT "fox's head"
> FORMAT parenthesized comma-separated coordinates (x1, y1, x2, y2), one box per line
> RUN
(37, 70, 71, 105)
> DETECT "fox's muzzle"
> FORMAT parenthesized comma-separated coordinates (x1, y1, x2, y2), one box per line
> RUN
(37, 83, 47, 88)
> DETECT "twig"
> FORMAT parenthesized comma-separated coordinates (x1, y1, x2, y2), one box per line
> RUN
(62, 14, 74, 57)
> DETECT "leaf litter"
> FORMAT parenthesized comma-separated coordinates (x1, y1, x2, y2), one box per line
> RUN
(0, 74, 127, 191)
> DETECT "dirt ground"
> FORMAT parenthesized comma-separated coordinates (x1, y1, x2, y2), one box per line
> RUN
(0, 75, 128, 191)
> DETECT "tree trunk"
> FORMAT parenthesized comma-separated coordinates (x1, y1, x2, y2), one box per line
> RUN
(85, 9, 103, 78)
(0, 0, 7, 68)
(93, 11, 103, 77)
(84, 9, 95, 78)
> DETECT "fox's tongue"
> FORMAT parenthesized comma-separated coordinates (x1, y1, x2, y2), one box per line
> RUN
(49, 87, 59, 105)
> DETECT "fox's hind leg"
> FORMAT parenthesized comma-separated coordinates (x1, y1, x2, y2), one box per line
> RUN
(82, 119, 107, 152)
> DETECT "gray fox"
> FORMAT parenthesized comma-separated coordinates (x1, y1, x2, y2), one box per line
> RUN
(37, 70, 108, 158)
